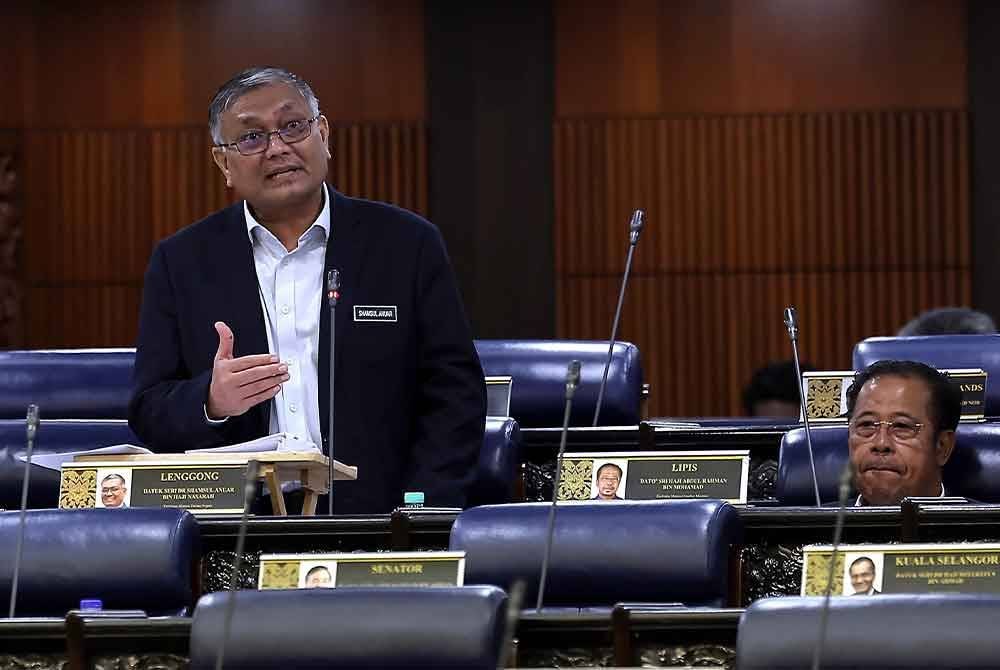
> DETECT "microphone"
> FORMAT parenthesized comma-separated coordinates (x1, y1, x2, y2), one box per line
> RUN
(536, 360, 582, 612)
(811, 462, 853, 670)
(593, 209, 645, 426)
(325, 269, 341, 516)
(8, 404, 39, 618)
(784, 306, 821, 507)
(214, 459, 260, 670)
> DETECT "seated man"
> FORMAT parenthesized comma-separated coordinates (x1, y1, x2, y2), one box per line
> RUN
(897, 306, 996, 336)
(742, 360, 816, 418)
(845, 360, 960, 506)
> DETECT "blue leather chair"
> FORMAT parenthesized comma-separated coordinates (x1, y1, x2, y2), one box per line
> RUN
(853, 334, 1000, 416)
(776, 423, 1000, 504)
(188, 586, 508, 670)
(738, 594, 1000, 669)
(475, 340, 644, 427)
(0, 348, 135, 419)
(0, 508, 200, 617)
(450, 500, 742, 610)
(469, 417, 520, 506)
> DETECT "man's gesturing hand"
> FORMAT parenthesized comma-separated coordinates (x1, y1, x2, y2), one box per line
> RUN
(206, 321, 289, 419)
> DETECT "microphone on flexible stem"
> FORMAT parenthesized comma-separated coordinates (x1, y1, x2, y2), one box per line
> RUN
(536, 360, 582, 612)
(8, 404, 39, 619)
(784, 306, 822, 507)
(593, 209, 644, 427)
(811, 462, 853, 670)
(325, 269, 341, 517)
(214, 459, 260, 670)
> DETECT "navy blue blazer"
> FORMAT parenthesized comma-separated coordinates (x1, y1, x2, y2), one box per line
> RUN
(128, 189, 486, 514)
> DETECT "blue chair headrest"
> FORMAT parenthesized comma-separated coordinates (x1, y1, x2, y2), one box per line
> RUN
(469, 417, 520, 506)
(777, 422, 1000, 504)
(0, 419, 142, 510)
(474, 340, 643, 426)
(0, 349, 136, 419)
(189, 586, 508, 670)
(853, 335, 1000, 415)
(449, 500, 742, 608)
(738, 594, 1000, 669)
(0, 508, 199, 616)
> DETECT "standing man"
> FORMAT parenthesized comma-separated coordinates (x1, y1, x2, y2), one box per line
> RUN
(129, 67, 486, 514)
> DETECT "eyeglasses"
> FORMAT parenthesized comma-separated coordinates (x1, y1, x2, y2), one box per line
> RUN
(216, 117, 319, 156)
(849, 419, 924, 441)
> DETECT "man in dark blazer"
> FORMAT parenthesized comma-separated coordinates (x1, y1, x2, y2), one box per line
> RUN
(128, 67, 486, 515)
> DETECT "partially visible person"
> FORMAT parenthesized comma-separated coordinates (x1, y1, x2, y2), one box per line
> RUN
(592, 462, 624, 501)
(742, 360, 817, 418)
(846, 360, 960, 506)
(304, 565, 333, 588)
(897, 307, 997, 336)
(849, 556, 879, 596)
(100, 474, 128, 508)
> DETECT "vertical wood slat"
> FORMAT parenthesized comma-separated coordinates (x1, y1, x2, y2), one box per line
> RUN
(18, 121, 427, 347)
(554, 110, 970, 417)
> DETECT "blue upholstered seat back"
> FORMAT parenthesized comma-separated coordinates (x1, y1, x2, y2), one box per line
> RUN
(449, 500, 742, 608)
(470, 417, 520, 506)
(738, 594, 1000, 669)
(475, 339, 644, 426)
(0, 349, 136, 419)
(776, 422, 1000, 504)
(0, 508, 199, 616)
(189, 586, 508, 670)
(853, 334, 1000, 415)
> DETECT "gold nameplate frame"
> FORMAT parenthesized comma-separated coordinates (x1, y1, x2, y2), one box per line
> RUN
(258, 551, 466, 589)
(803, 368, 987, 423)
(59, 451, 357, 516)
(802, 542, 1000, 596)
(557, 450, 749, 504)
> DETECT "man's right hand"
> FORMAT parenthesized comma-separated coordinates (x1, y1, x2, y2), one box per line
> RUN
(206, 321, 289, 419)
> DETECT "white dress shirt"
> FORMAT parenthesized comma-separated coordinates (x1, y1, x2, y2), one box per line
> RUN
(241, 184, 330, 451)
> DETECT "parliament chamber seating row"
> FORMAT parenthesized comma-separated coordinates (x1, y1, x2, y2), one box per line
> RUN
(4, 336, 1000, 667)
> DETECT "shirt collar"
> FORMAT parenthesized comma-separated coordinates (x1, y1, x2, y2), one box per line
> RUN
(854, 482, 946, 507)
(244, 182, 331, 246)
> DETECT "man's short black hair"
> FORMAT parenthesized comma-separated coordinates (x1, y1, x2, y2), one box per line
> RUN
(742, 359, 817, 415)
(898, 307, 997, 336)
(596, 462, 622, 479)
(845, 360, 962, 434)
(850, 556, 875, 573)
(305, 565, 331, 579)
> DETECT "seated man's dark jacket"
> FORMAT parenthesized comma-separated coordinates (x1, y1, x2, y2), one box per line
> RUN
(128, 188, 486, 514)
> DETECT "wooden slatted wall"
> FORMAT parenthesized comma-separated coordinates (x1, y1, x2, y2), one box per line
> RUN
(554, 111, 971, 416)
(21, 122, 428, 347)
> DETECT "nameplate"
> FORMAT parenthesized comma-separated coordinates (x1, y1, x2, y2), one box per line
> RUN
(802, 368, 987, 423)
(353, 305, 397, 322)
(258, 551, 466, 589)
(556, 450, 749, 504)
(801, 543, 1000, 596)
(59, 459, 247, 514)
(485, 375, 513, 417)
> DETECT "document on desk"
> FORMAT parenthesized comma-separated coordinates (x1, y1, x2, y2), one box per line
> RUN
(18, 444, 154, 471)
(184, 432, 320, 455)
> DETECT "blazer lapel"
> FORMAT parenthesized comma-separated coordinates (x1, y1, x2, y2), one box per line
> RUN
(318, 189, 368, 447)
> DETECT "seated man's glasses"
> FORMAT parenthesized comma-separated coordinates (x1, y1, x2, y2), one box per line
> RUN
(849, 419, 924, 440)
(216, 117, 319, 156)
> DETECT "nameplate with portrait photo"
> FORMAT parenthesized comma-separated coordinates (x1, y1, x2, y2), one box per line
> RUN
(802, 368, 987, 423)
(801, 542, 1000, 597)
(556, 450, 749, 504)
(257, 551, 466, 589)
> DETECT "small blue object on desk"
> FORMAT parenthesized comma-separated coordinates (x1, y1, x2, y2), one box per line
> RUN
(403, 491, 424, 509)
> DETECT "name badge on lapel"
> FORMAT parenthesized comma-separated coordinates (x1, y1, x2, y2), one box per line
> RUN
(354, 305, 398, 323)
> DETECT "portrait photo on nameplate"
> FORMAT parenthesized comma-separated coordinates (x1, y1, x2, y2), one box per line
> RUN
(59, 460, 247, 514)
(802, 368, 987, 423)
(801, 543, 1000, 596)
(557, 451, 749, 504)
(258, 552, 466, 589)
